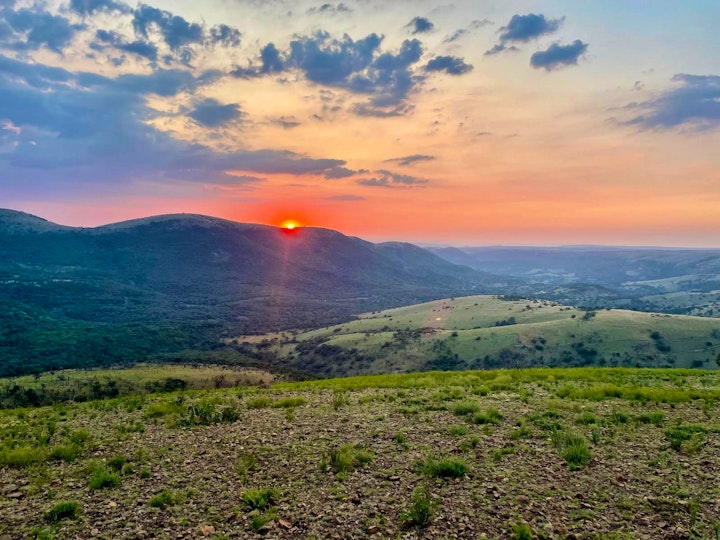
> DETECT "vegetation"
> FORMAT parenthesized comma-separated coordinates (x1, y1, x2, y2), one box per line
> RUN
(1, 366, 719, 539)
(44, 501, 80, 523)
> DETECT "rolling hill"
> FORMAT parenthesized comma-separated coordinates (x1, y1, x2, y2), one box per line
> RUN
(231, 295, 720, 377)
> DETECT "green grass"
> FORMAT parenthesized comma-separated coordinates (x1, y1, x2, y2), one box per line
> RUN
(49, 444, 82, 462)
(401, 486, 437, 529)
(148, 489, 180, 508)
(88, 464, 120, 490)
(44, 501, 80, 523)
(0, 446, 47, 468)
(241, 488, 279, 510)
(328, 444, 373, 473)
(472, 408, 503, 425)
(551, 430, 592, 470)
(418, 456, 468, 478)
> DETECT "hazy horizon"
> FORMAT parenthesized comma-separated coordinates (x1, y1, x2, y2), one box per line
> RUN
(1, 1, 718, 247)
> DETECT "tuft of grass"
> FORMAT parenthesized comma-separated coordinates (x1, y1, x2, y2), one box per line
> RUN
(88, 464, 120, 490)
(452, 401, 480, 417)
(148, 489, 179, 508)
(332, 391, 350, 410)
(246, 396, 274, 409)
(472, 408, 503, 425)
(50, 444, 82, 463)
(0, 446, 47, 468)
(234, 453, 257, 482)
(68, 430, 89, 445)
(511, 425, 532, 440)
(44, 501, 80, 523)
(401, 486, 437, 529)
(274, 397, 306, 409)
(328, 444, 373, 473)
(394, 432, 408, 450)
(448, 425, 467, 437)
(250, 507, 278, 532)
(242, 488, 279, 510)
(107, 454, 127, 472)
(635, 411, 664, 425)
(665, 425, 706, 453)
(575, 411, 597, 425)
(551, 430, 592, 470)
(418, 456, 468, 478)
(511, 522, 533, 540)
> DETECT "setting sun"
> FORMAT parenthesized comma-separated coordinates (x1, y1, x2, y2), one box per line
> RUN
(281, 220, 300, 230)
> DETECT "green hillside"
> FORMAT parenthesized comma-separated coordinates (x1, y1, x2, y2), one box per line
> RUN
(231, 296, 720, 377)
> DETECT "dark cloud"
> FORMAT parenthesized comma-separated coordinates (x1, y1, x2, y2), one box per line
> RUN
(69, 0, 131, 15)
(384, 154, 435, 166)
(624, 74, 720, 130)
(208, 24, 241, 47)
(4, 8, 83, 52)
(357, 169, 428, 188)
(0, 54, 347, 193)
(132, 4, 203, 51)
(271, 116, 301, 129)
(323, 166, 357, 179)
(94, 30, 158, 61)
(324, 194, 364, 201)
(499, 13, 562, 42)
(530, 40, 588, 70)
(188, 98, 244, 127)
(260, 43, 284, 73)
(306, 3, 351, 15)
(486, 13, 562, 55)
(407, 16, 434, 35)
(425, 55, 472, 75)
(444, 19, 492, 43)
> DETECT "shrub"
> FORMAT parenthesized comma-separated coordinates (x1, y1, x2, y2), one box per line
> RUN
(242, 488, 279, 510)
(44, 501, 80, 523)
(401, 486, 437, 529)
(418, 456, 468, 478)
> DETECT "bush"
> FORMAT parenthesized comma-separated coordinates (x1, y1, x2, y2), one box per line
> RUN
(44, 501, 80, 523)
(418, 456, 468, 478)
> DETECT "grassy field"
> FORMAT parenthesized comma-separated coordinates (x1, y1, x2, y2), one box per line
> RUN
(1, 367, 719, 539)
(229, 296, 720, 377)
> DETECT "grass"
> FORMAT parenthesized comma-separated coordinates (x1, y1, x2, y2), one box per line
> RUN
(88, 464, 120, 490)
(418, 456, 468, 478)
(328, 444, 373, 473)
(0, 446, 47, 468)
(472, 408, 503, 425)
(241, 488, 279, 510)
(49, 444, 82, 462)
(148, 489, 180, 508)
(44, 501, 80, 523)
(401, 486, 437, 529)
(551, 430, 593, 470)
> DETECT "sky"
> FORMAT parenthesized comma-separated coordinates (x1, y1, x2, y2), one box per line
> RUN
(1, 0, 719, 247)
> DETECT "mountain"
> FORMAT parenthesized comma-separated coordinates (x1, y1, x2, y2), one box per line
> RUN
(0, 209, 510, 375)
(429, 245, 720, 316)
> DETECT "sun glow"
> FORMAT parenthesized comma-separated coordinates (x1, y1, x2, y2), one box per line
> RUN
(281, 220, 300, 230)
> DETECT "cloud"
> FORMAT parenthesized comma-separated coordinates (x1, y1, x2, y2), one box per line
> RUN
(0, 54, 348, 194)
(324, 194, 364, 201)
(69, 0, 131, 15)
(407, 16, 434, 35)
(132, 4, 203, 51)
(208, 24, 241, 47)
(94, 29, 158, 61)
(323, 166, 358, 179)
(240, 31, 425, 116)
(486, 13, 562, 55)
(3, 8, 83, 52)
(623, 74, 720, 130)
(271, 116, 301, 129)
(384, 154, 435, 166)
(444, 19, 492, 43)
(188, 98, 244, 127)
(306, 3, 351, 15)
(357, 169, 429, 188)
(425, 55, 472, 75)
(530, 40, 588, 70)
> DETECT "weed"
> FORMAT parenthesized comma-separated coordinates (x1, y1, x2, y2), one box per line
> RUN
(234, 453, 257, 482)
(551, 430, 592, 470)
(274, 397, 306, 408)
(401, 486, 437, 529)
(491, 446, 516, 462)
(665, 425, 706, 453)
(453, 401, 480, 416)
(242, 488, 279, 510)
(610, 411, 630, 424)
(250, 507, 278, 532)
(69, 430, 89, 445)
(332, 392, 350, 410)
(107, 454, 127, 472)
(511, 425, 532, 440)
(418, 456, 468, 478)
(458, 436, 480, 452)
(139, 468, 151, 479)
(576, 411, 597, 425)
(635, 411, 664, 425)
(448, 425, 467, 437)
(44, 501, 80, 523)
(0, 446, 47, 468)
(49, 444, 81, 462)
(394, 432, 408, 450)
(246, 397, 273, 409)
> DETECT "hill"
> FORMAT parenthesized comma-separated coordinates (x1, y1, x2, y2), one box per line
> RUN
(0, 209, 508, 376)
(1, 367, 719, 539)
(429, 245, 720, 317)
(232, 295, 720, 377)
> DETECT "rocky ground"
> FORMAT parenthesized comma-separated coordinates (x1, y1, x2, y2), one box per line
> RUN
(1, 370, 719, 539)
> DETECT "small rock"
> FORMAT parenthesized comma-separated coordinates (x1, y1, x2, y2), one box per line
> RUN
(278, 519, 292, 530)
(200, 525, 215, 536)
(366, 525, 380, 534)
(7, 492, 24, 500)
(91, 528, 100, 536)
(108, 501, 117, 508)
